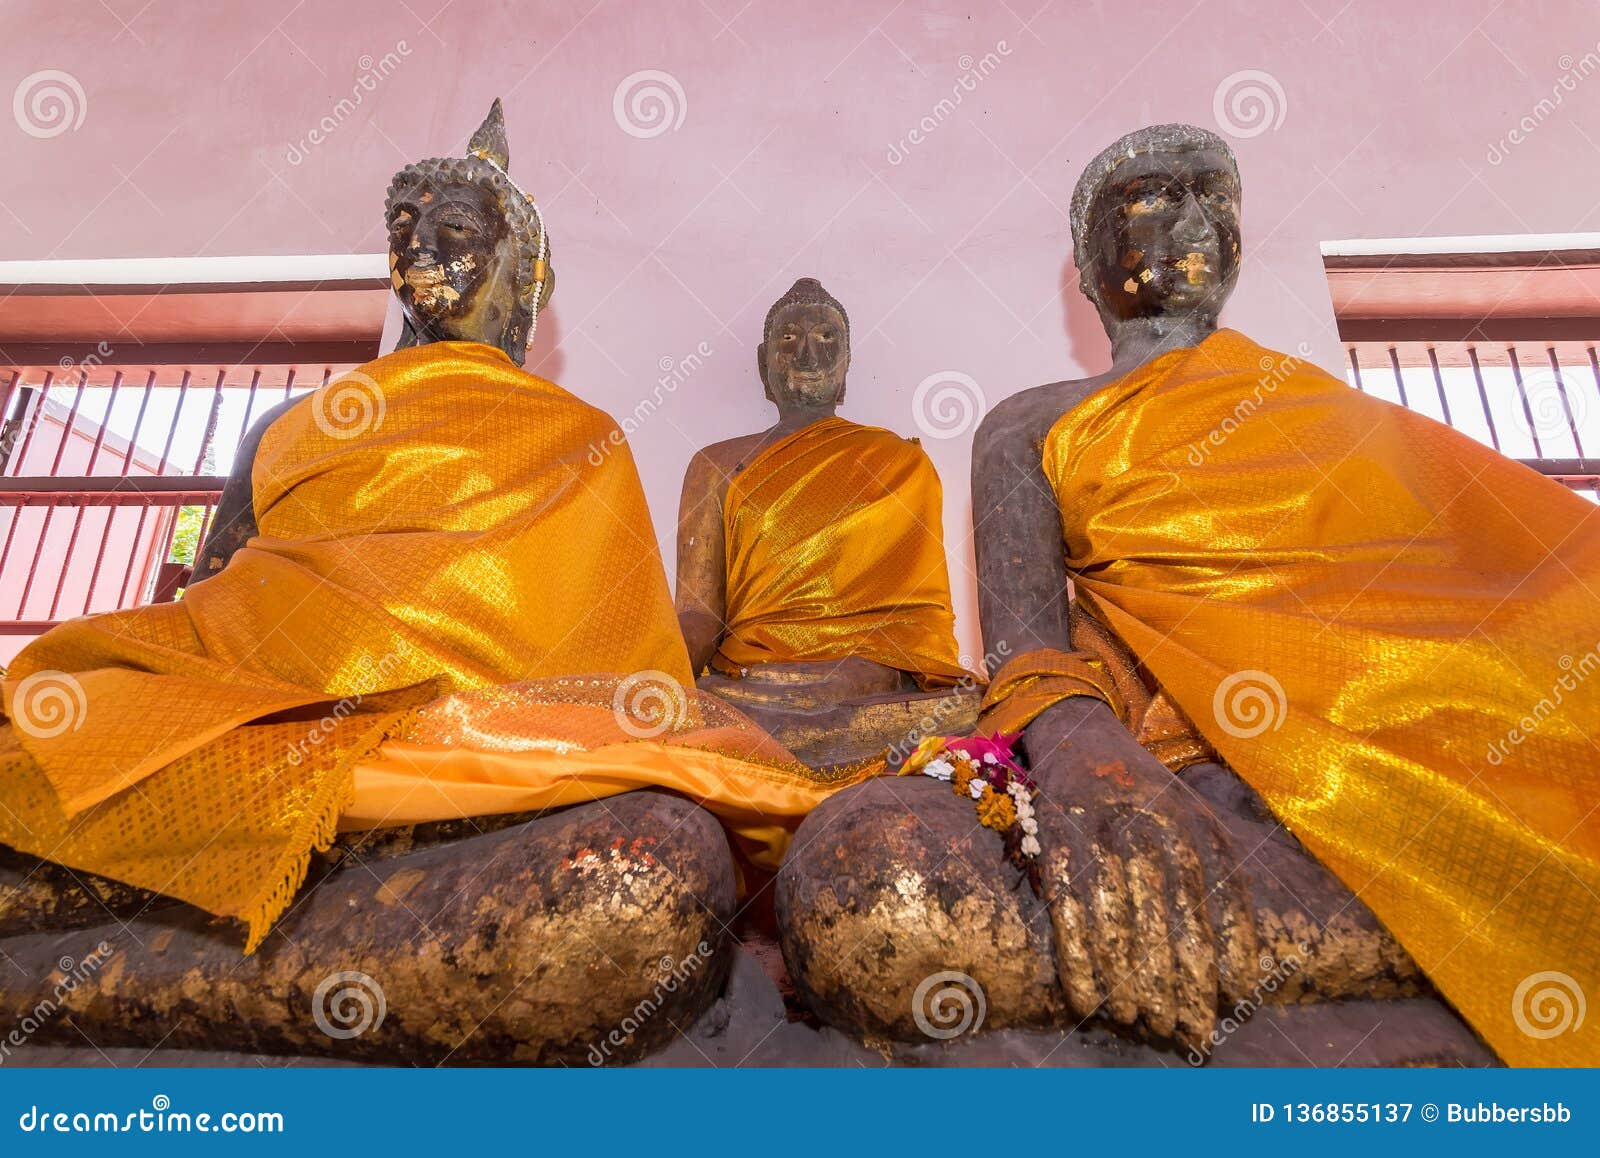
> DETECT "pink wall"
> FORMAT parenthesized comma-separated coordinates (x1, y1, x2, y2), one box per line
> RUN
(4, 0, 1594, 659)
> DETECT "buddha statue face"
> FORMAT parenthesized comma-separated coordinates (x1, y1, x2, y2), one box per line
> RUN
(1077, 134, 1241, 329)
(384, 99, 551, 366)
(387, 181, 523, 350)
(758, 279, 851, 415)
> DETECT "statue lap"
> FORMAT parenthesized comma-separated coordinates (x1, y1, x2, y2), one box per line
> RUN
(775, 762, 1480, 1062)
(0, 790, 733, 1064)
(698, 658, 980, 771)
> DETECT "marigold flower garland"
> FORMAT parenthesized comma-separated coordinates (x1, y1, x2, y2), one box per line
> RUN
(896, 732, 1041, 891)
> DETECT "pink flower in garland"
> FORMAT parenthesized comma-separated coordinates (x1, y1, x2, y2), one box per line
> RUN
(945, 733, 1029, 788)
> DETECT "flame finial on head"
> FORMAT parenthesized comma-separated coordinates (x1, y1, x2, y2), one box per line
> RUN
(467, 97, 511, 170)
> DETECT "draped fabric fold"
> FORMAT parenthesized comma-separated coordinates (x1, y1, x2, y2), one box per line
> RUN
(713, 416, 970, 687)
(977, 620, 1217, 771)
(0, 342, 871, 950)
(977, 647, 1124, 734)
(1029, 328, 1600, 1066)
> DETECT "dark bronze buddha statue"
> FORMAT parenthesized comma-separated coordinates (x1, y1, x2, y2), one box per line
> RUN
(0, 101, 738, 1066)
(676, 278, 979, 769)
(773, 126, 1486, 1066)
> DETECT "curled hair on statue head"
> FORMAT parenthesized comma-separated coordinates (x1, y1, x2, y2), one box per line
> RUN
(1067, 123, 1238, 275)
(763, 277, 850, 345)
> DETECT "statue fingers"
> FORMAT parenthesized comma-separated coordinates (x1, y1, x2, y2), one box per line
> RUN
(1083, 815, 1140, 1027)
(1161, 812, 1221, 1052)
(1193, 808, 1261, 1009)
(1038, 807, 1104, 1022)
(1114, 817, 1180, 1042)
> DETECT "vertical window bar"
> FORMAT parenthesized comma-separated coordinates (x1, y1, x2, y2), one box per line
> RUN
(81, 371, 157, 614)
(49, 371, 126, 621)
(1467, 345, 1500, 452)
(1547, 347, 1586, 460)
(47, 500, 87, 622)
(1508, 347, 1543, 458)
(0, 370, 20, 467)
(194, 369, 226, 474)
(198, 501, 218, 547)
(1387, 346, 1411, 409)
(147, 505, 187, 606)
(0, 497, 28, 586)
(19, 370, 90, 617)
(0, 372, 21, 476)
(155, 370, 192, 476)
(78, 507, 118, 616)
(84, 370, 125, 472)
(1426, 347, 1454, 428)
(1348, 347, 1367, 392)
(45, 371, 89, 474)
(116, 500, 154, 609)
(14, 498, 54, 619)
(239, 368, 264, 444)
(9, 371, 55, 475)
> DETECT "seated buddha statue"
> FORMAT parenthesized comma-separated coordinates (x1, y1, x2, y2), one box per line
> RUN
(675, 277, 978, 768)
(776, 124, 1599, 1067)
(0, 101, 874, 1065)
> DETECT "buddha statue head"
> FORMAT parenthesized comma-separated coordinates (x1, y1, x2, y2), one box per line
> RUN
(384, 98, 554, 366)
(1070, 123, 1241, 336)
(758, 277, 851, 417)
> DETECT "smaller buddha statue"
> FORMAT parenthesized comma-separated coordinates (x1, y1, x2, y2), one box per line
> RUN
(675, 277, 977, 768)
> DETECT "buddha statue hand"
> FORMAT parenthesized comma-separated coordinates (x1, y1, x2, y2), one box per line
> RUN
(1024, 695, 1259, 1051)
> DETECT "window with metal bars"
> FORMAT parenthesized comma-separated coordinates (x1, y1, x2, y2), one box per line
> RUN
(0, 367, 332, 635)
(1324, 235, 1600, 501)
(0, 255, 389, 664)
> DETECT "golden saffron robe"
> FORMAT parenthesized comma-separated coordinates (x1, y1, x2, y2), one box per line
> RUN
(983, 329, 1600, 1066)
(712, 416, 969, 687)
(0, 342, 870, 949)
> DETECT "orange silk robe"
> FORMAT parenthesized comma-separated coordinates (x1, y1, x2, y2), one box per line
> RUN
(985, 329, 1600, 1066)
(712, 416, 970, 687)
(0, 342, 871, 950)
